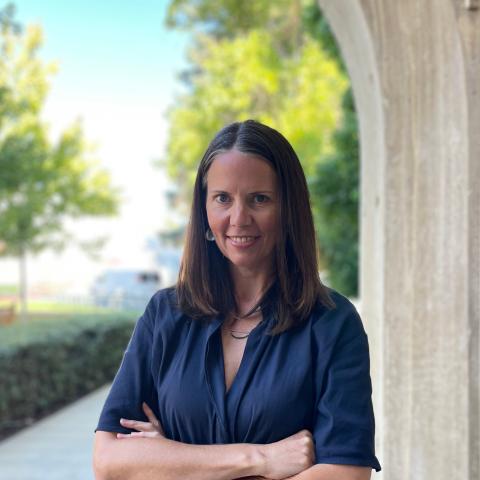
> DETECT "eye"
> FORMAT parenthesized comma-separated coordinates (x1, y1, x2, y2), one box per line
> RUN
(214, 193, 230, 203)
(253, 194, 269, 204)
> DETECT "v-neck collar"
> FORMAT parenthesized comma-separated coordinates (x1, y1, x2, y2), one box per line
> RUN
(204, 310, 273, 442)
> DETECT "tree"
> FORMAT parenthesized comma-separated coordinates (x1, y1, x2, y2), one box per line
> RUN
(309, 89, 359, 295)
(162, 0, 347, 208)
(0, 5, 120, 318)
(162, 0, 360, 296)
(303, 4, 360, 296)
(166, 0, 304, 54)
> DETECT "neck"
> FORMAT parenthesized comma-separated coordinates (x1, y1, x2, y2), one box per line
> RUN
(228, 267, 274, 321)
(229, 265, 274, 303)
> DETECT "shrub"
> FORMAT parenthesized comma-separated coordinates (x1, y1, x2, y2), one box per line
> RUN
(0, 312, 137, 439)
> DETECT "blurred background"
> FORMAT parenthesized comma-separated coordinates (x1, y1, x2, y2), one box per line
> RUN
(0, 0, 358, 317)
(2, 1, 479, 479)
(0, 0, 359, 478)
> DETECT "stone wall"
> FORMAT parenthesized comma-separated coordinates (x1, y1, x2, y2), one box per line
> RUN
(318, 1, 480, 479)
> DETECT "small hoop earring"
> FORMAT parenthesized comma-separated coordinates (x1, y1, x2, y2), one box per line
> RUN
(205, 228, 215, 241)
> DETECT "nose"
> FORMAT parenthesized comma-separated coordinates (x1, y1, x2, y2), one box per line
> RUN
(230, 200, 252, 227)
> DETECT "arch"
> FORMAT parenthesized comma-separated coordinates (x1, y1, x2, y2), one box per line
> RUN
(318, 0, 386, 467)
(318, 2, 479, 479)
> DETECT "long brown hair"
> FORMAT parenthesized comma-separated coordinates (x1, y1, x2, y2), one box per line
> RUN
(176, 119, 335, 335)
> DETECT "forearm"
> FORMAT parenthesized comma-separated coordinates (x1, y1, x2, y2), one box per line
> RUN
(94, 436, 265, 480)
(283, 464, 371, 480)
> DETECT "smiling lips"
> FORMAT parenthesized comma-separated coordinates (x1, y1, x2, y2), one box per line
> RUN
(227, 235, 260, 246)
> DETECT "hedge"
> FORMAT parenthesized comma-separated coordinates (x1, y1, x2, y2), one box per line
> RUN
(0, 312, 138, 439)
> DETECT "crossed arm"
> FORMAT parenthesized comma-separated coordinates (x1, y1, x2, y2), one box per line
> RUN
(92, 404, 371, 480)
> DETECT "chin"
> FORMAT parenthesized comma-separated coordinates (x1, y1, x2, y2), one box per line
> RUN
(228, 256, 271, 273)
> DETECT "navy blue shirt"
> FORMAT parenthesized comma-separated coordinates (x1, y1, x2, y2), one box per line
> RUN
(95, 286, 381, 472)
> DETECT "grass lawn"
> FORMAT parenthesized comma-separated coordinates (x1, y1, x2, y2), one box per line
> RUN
(1, 300, 119, 313)
(0, 299, 142, 326)
(0, 302, 138, 348)
(0, 285, 18, 296)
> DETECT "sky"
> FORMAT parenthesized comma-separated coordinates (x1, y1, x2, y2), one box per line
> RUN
(0, 0, 190, 295)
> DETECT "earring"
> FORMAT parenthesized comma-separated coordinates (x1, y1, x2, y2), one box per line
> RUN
(205, 228, 215, 241)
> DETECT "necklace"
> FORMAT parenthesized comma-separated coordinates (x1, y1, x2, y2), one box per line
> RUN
(228, 281, 272, 340)
(229, 305, 262, 339)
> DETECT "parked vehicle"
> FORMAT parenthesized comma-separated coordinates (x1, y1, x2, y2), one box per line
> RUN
(155, 247, 182, 287)
(90, 269, 162, 311)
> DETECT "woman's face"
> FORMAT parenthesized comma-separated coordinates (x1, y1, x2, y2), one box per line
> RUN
(205, 149, 280, 276)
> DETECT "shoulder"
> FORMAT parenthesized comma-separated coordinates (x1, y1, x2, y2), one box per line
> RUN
(146, 286, 178, 310)
(141, 286, 181, 328)
(142, 287, 176, 327)
(310, 287, 366, 347)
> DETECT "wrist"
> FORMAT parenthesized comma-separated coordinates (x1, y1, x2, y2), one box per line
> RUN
(247, 443, 268, 477)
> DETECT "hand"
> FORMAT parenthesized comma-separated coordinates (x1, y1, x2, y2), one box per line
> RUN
(235, 477, 275, 480)
(235, 477, 276, 480)
(117, 402, 165, 439)
(257, 429, 315, 480)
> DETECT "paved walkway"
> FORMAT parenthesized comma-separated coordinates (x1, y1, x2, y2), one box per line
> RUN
(0, 384, 111, 480)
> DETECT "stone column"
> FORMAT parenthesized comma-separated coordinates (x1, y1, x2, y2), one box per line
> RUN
(318, 1, 480, 479)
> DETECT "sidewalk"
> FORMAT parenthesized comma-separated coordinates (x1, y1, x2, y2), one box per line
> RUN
(0, 384, 111, 480)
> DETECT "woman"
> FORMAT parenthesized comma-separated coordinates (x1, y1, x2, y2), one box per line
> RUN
(93, 120, 381, 480)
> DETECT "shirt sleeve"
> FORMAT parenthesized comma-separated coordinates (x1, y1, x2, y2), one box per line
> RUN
(311, 301, 382, 472)
(94, 293, 161, 434)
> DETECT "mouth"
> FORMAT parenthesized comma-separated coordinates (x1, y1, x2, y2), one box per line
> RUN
(226, 235, 260, 247)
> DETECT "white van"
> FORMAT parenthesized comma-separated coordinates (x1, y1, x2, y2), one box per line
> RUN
(90, 269, 162, 311)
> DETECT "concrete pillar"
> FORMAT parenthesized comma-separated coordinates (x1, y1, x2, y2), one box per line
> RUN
(318, 1, 480, 479)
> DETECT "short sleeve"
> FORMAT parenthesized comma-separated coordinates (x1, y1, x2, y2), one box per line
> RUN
(312, 303, 382, 472)
(94, 293, 161, 434)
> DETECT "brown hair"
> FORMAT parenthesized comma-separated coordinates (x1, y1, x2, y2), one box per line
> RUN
(176, 119, 335, 335)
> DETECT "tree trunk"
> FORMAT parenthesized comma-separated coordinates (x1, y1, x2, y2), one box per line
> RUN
(19, 245, 28, 322)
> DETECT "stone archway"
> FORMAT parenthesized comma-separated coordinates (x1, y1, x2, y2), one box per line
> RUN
(318, 1, 480, 479)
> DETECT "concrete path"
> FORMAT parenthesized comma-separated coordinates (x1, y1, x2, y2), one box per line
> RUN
(0, 384, 111, 480)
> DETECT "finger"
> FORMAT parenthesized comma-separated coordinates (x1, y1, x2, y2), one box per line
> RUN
(117, 431, 146, 438)
(142, 402, 159, 424)
(117, 433, 136, 439)
(120, 418, 157, 432)
(142, 402, 165, 435)
(117, 431, 160, 440)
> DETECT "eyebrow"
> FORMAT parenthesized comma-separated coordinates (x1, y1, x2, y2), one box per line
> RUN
(210, 190, 275, 194)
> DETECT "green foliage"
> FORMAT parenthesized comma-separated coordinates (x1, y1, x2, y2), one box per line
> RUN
(163, 0, 360, 296)
(0, 4, 120, 257)
(302, 0, 345, 71)
(310, 89, 359, 296)
(303, 3, 360, 296)
(0, 312, 136, 438)
(166, 0, 277, 36)
(166, 0, 303, 51)
(162, 0, 347, 206)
